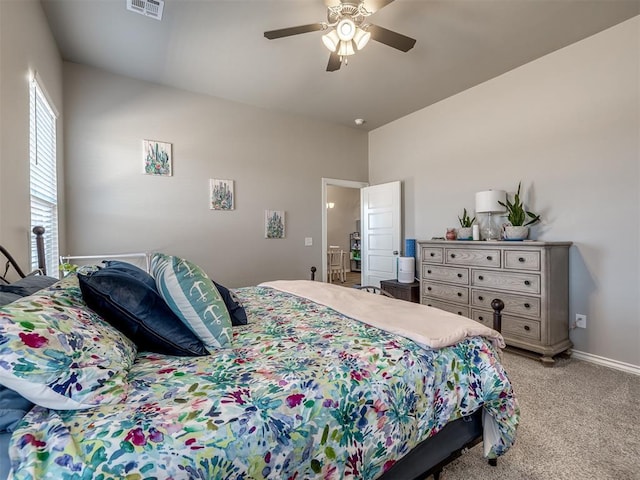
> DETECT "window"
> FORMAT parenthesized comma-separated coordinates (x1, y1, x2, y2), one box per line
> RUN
(29, 77, 59, 277)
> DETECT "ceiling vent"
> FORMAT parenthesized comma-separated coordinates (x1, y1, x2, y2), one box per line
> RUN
(126, 0, 164, 21)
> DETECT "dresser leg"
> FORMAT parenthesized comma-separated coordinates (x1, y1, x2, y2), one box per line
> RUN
(540, 355, 556, 367)
(557, 349, 572, 359)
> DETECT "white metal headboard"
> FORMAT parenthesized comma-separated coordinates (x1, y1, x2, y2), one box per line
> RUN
(59, 252, 151, 273)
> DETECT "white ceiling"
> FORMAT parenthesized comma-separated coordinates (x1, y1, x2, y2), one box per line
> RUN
(40, 0, 639, 130)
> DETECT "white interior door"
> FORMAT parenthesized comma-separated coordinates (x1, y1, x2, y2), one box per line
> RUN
(361, 181, 401, 287)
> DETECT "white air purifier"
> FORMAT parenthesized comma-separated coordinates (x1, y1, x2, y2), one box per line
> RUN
(397, 257, 415, 284)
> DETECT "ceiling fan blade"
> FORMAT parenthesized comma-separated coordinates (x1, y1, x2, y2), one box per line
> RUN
(326, 52, 342, 72)
(368, 24, 416, 52)
(264, 23, 325, 40)
(363, 0, 395, 13)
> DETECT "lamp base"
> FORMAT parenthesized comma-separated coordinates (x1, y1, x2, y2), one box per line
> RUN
(479, 213, 502, 240)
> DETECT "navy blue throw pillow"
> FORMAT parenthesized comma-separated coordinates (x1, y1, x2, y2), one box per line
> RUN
(78, 269, 209, 356)
(102, 260, 156, 290)
(214, 281, 248, 326)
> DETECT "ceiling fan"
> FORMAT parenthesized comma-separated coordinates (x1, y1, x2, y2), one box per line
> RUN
(264, 0, 416, 72)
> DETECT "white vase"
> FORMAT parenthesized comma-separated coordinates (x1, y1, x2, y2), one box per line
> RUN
(456, 227, 473, 240)
(503, 225, 529, 240)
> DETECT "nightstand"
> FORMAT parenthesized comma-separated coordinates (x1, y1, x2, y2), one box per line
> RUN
(380, 279, 420, 303)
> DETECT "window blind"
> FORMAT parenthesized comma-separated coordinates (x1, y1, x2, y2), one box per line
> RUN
(29, 78, 59, 277)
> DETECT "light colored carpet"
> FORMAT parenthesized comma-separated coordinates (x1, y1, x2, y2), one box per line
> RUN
(440, 352, 640, 480)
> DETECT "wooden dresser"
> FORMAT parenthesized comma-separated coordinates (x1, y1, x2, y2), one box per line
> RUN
(417, 240, 572, 365)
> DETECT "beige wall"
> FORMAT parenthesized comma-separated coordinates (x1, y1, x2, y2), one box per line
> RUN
(0, 0, 64, 276)
(369, 17, 640, 366)
(327, 185, 360, 252)
(63, 63, 368, 287)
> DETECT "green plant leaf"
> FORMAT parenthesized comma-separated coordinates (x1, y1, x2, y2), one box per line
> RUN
(500, 182, 540, 226)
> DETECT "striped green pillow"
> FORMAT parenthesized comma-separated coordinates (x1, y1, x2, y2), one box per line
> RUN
(151, 253, 232, 349)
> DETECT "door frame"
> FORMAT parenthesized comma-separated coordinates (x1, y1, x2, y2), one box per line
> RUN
(321, 178, 368, 283)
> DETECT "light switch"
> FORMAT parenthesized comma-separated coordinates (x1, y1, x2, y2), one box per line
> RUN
(305, 237, 313, 246)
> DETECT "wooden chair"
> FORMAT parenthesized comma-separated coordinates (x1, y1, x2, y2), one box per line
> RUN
(327, 248, 346, 283)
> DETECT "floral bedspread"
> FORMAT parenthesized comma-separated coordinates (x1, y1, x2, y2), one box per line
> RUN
(9, 286, 518, 480)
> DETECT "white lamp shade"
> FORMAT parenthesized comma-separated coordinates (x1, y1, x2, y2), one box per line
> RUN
(337, 40, 355, 57)
(336, 18, 356, 41)
(353, 27, 371, 50)
(475, 190, 506, 213)
(322, 29, 340, 52)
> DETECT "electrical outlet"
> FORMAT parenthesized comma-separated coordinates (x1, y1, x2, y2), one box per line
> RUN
(575, 314, 587, 329)
(304, 237, 313, 246)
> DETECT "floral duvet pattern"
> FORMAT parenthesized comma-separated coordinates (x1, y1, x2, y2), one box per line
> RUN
(9, 286, 518, 480)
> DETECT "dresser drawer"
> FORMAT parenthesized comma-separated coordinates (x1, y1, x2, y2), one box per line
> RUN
(421, 264, 468, 284)
(421, 246, 443, 263)
(472, 269, 541, 294)
(471, 289, 541, 319)
(502, 315, 541, 341)
(445, 248, 501, 267)
(423, 281, 469, 303)
(423, 298, 469, 317)
(504, 250, 541, 271)
(471, 309, 494, 328)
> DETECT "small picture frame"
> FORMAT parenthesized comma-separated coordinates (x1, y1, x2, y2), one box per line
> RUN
(209, 179, 235, 210)
(143, 140, 172, 176)
(265, 210, 285, 239)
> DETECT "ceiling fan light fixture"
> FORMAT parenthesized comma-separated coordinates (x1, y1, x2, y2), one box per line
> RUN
(337, 40, 355, 57)
(353, 27, 371, 50)
(322, 29, 340, 52)
(336, 18, 356, 41)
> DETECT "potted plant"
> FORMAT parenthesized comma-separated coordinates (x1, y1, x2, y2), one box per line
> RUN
(59, 262, 78, 277)
(456, 208, 476, 240)
(498, 182, 541, 240)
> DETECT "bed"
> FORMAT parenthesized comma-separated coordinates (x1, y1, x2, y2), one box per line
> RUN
(0, 242, 519, 480)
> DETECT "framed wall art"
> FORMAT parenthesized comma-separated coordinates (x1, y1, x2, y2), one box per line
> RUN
(209, 179, 235, 210)
(265, 210, 285, 239)
(143, 140, 172, 176)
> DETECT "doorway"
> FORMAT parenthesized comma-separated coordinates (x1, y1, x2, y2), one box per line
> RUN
(321, 178, 368, 283)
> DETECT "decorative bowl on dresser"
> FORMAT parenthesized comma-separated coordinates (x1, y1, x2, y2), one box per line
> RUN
(417, 240, 573, 365)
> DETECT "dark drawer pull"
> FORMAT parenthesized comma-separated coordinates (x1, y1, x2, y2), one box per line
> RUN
(457, 273, 462, 278)
(524, 303, 531, 308)
(427, 287, 432, 291)
(430, 252, 435, 257)
(457, 292, 462, 297)
(524, 325, 531, 331)
(487, 256, 492, 261)
(451, 254, 456, 258)
(524, 280, 531, 286)
(478, 316, 484, 321)
(478, 275, 484, 280)
(478, 295, 484, 301)
(519, 257, 525, 263)
(457, 312, 463, 315)
(427, 270, 432, 274)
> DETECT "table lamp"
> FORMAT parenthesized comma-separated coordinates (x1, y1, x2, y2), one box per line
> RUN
(475, 190, 506, 240)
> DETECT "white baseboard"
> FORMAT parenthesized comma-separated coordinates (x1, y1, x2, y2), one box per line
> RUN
(571, 350, 640, 376)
